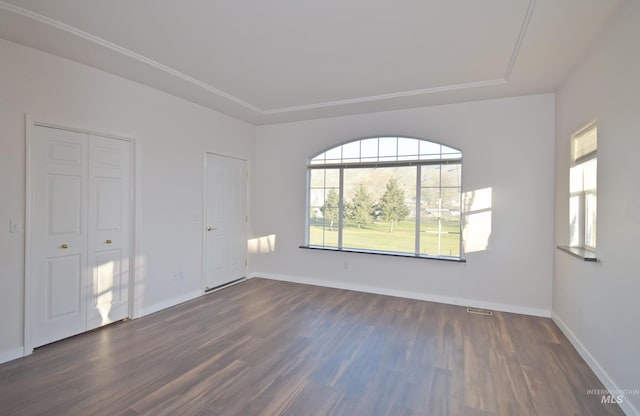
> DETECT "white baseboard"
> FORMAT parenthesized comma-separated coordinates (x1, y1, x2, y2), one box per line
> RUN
(552, 312, 639, 416)
(0, 347, 25, 365)
(139, 290, 202, 318)
(248, 272, 551, 317)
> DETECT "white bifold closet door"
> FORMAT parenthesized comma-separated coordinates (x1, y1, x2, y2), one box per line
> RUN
(30, 125, 131, 348)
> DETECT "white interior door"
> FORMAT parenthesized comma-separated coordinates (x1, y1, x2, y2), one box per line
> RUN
(30, 126, 89, 347)
(204, 153, 247, 291)
(87, 135, 131, 329)
(29, 125, 132, 348)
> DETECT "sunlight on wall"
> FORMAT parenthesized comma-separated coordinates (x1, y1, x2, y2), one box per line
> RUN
(462, 187, 492, 253)
(248, 234, 277, 254)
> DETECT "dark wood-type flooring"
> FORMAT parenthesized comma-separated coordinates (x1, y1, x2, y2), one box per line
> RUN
(0, 278, 624, 415)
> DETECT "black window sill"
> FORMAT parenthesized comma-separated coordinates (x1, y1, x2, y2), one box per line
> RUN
(557, 246, 597, 262)
(299, 245, 466, 263)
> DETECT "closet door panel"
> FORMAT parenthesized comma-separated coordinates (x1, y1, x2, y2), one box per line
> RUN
(87, 135, 131, 329)
(30, 126, 89, 348)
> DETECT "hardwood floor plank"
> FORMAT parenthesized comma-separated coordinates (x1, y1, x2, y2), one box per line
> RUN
(0, 278, 624, 416)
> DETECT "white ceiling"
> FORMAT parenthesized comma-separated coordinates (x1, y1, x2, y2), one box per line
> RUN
(0, 0, 622, 124)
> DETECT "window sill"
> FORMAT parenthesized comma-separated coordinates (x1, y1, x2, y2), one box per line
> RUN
(299, 245, 466, 263)
(557, 246, 597, 262)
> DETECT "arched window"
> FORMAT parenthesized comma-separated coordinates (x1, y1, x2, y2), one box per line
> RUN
(306, 136, 462, 260)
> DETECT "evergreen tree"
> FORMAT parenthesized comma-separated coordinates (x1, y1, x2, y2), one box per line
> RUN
(378, 177, 410, 232)
(346, 183, 375, 228)
(321, 189, 339, 230)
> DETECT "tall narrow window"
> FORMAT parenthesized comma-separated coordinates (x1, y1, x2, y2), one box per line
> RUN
(569, 123, 597, 251)
(306, 137, 462, 260)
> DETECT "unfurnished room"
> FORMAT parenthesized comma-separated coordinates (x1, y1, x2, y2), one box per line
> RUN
(0, 0, 638, 415)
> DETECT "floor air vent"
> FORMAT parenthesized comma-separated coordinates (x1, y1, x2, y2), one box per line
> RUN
(466, 307, 493, 316)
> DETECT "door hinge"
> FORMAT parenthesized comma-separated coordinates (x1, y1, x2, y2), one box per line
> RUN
(245, 259, 248, 266)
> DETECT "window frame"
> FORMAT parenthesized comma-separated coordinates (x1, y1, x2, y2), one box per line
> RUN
(304, 137, 464, 261)
(570, 123, 597, 251)
(560, 122, 598, 261)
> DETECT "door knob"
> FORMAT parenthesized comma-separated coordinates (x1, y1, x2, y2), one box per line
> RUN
(106, 240, 112, 244)
(60, 244, 69, 249)
(207, 226, 217, 231)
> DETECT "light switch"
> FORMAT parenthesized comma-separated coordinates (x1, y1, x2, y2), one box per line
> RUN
(9, 219, 20, 233)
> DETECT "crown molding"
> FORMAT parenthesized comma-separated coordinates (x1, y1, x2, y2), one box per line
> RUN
(262, 78, 508, 115)
(0, 1, 262, 113)
(504, 0, 536, 81)
(0, 0, 535, 117)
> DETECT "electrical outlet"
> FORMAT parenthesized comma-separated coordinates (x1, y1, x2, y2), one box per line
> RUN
(9, 219, 20, 233)
(172, 271, 184, 281)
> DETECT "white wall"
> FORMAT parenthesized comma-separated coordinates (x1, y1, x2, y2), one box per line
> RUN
(0, 39, 254, 360)
(252, 94, 555, 316)
(553, 1, 640, 414)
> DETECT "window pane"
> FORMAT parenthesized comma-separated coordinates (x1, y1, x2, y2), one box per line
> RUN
(398, 138, 419, 159)
(441, 145, 461, 157)
(309, 207, 338, 247)
(585, 193, 596, 248)
(421, 188, 441, 212)
(342, 167, 416, 253)
(360, 138, 379, 161)
(421, 223, 460, 257)
(419, 141, 441, 159)
(310, 169, 325, 187)
(420, 187, 460, 257)
(570, 164, 583, 193)
(420, 187, 441, 255)
(309, 207, 323, 245)
(442, 187, 461, 257)
(441, 164, 461, 187)
(583, 158, 597, 191)
(309, 188, 325, 207)
(569, 195, 580, 247)
(420, 212, 438, 254)
(342, 141, 360, 162)
(310, 168, 339, 188)
(325, 146, 342, 162)
(309, 199, 339, 247)
(325, 169, 340, 188)
(441, 188, 461, 215)
(421, 165, 441, 187)
(379, 137, 397, 161)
